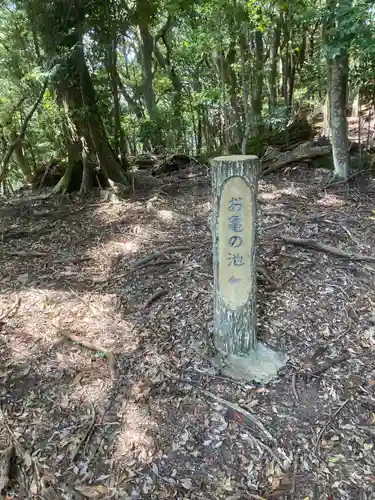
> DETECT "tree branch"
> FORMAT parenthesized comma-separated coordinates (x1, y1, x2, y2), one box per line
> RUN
(154, 14, 174, 43)
(0, 78, 49, 182)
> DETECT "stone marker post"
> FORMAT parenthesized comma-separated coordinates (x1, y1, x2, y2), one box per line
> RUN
(210, 155, 287, 383)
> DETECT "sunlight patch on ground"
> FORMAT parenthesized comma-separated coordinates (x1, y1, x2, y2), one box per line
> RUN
(316, 193, 345, 207)
(0, 288, 140, 365)
(114, 401, 156, 463)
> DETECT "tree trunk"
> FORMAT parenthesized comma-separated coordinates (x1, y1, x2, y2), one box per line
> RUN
(106, 34, 127, 162)
(52, 140, 81, 195)
(239, 32, 250, 153)
(197, 105, 203, 154)
(330, 54, 349, 181)
(269, 25, 281, 113)
(139, 23, 156, 120)
(0, 79, 48, 184)
(73, 43, 129, 185)
(10, 131, 33, 183)
(251, 30, 264, 134)
(351, 92, 360, 117)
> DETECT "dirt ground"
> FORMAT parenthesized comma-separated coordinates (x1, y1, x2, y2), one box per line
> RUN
(1, 164, 375, 500)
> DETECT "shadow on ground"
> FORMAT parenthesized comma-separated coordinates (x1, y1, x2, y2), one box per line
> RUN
(1, 168, 375, 498)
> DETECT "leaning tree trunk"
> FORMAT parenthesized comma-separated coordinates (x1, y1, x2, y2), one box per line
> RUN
(330, 53, 350, 182)
(10, 131, 33, 183)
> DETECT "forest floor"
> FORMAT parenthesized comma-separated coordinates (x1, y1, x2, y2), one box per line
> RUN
(1, 163, 375, 500)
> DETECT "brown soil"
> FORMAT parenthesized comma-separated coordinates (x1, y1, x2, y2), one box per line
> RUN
(1, 165, 375, 499)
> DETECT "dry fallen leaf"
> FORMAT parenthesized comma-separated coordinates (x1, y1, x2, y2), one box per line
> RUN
(0, 446, 13, 492)
(180, 478, 193, 490)
(74, 484, 109, 498)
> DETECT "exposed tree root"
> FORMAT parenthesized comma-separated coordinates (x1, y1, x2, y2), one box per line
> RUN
(132, 246, 190, 269)
(71, 402, 96, 462)
(60, 330, 116, 379)
(142, 289, 168, 309)
(262, 142, 332, 176)
(280, 235, 375, 262)
(202, 390, 276, 443)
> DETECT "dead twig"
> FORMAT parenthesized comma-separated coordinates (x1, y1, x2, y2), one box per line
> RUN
(255, 438, 287, 473)
(5, 251, 45, 257)
(60, 330, 116, 379)
(143, 289, 168, 309)
(71, 402, 97, 462)
(263, 210, 291, 219)
(291, 373, 299, 401)
(315, 399, 350, 450)
(280, 235, 375, 262)
(291, 451, 300, 496)
(132, 246, 190, 269)
(263, 221, 285, 231)
(324, 169, 367, 188)
(0, 401, 31, 495)
(257, 265, 277, 287)
(0, 297, 21, 321)
(136, 258, 177, 270)
(202, 390, 276, 443)
(307, 355, 350, 380)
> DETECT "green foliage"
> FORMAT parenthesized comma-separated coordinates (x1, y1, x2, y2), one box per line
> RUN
(0, 0, 374, 191)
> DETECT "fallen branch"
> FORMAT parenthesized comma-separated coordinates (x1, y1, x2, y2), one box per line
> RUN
(143, 289, 168, 309)
(257, 265, 277, 287)
(307, 355, 350, 380)
(280, 236, 375, 262)
(324, 168, 367, 188)
(132, 246, 190, 269)
(1, 226, 55, 242)
(0, 297, 21, 322)
(262, 142, 332, 176)
(60, 331, 116, 379)
(315, 399, 350, 450)
(5, 251, 45, 257)
(202, 390, 276, 443)
(71, 402, 96, 462)
(291, 373, 299, 401)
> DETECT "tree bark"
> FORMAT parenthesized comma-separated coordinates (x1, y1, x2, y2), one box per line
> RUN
(73, 42, 129, 184)
(269, 24, 281, 113)
(0, 78, 48, 184)
(10, 130, 33, 182)
(251, 31, 264, 134)
(106, 32, 127, 162)
(210, 155, 259, 354)
(210, 155, 288, 382)
(330, 54, 349, 181)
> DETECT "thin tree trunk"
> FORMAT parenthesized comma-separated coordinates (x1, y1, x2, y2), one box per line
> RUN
(10, 131, 33, 182)
(239, 32, 250, 154)
(251, 30, 264, 134)
(0, 78, 48, 183)
(106, 34, 126, 161)
(269, 25, 281, 113)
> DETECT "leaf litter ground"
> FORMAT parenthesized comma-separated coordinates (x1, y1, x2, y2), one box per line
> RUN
(1, 166, 375, 499)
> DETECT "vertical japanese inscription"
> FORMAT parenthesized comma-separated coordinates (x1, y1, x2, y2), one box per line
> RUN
(218, 176, 254, 309)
